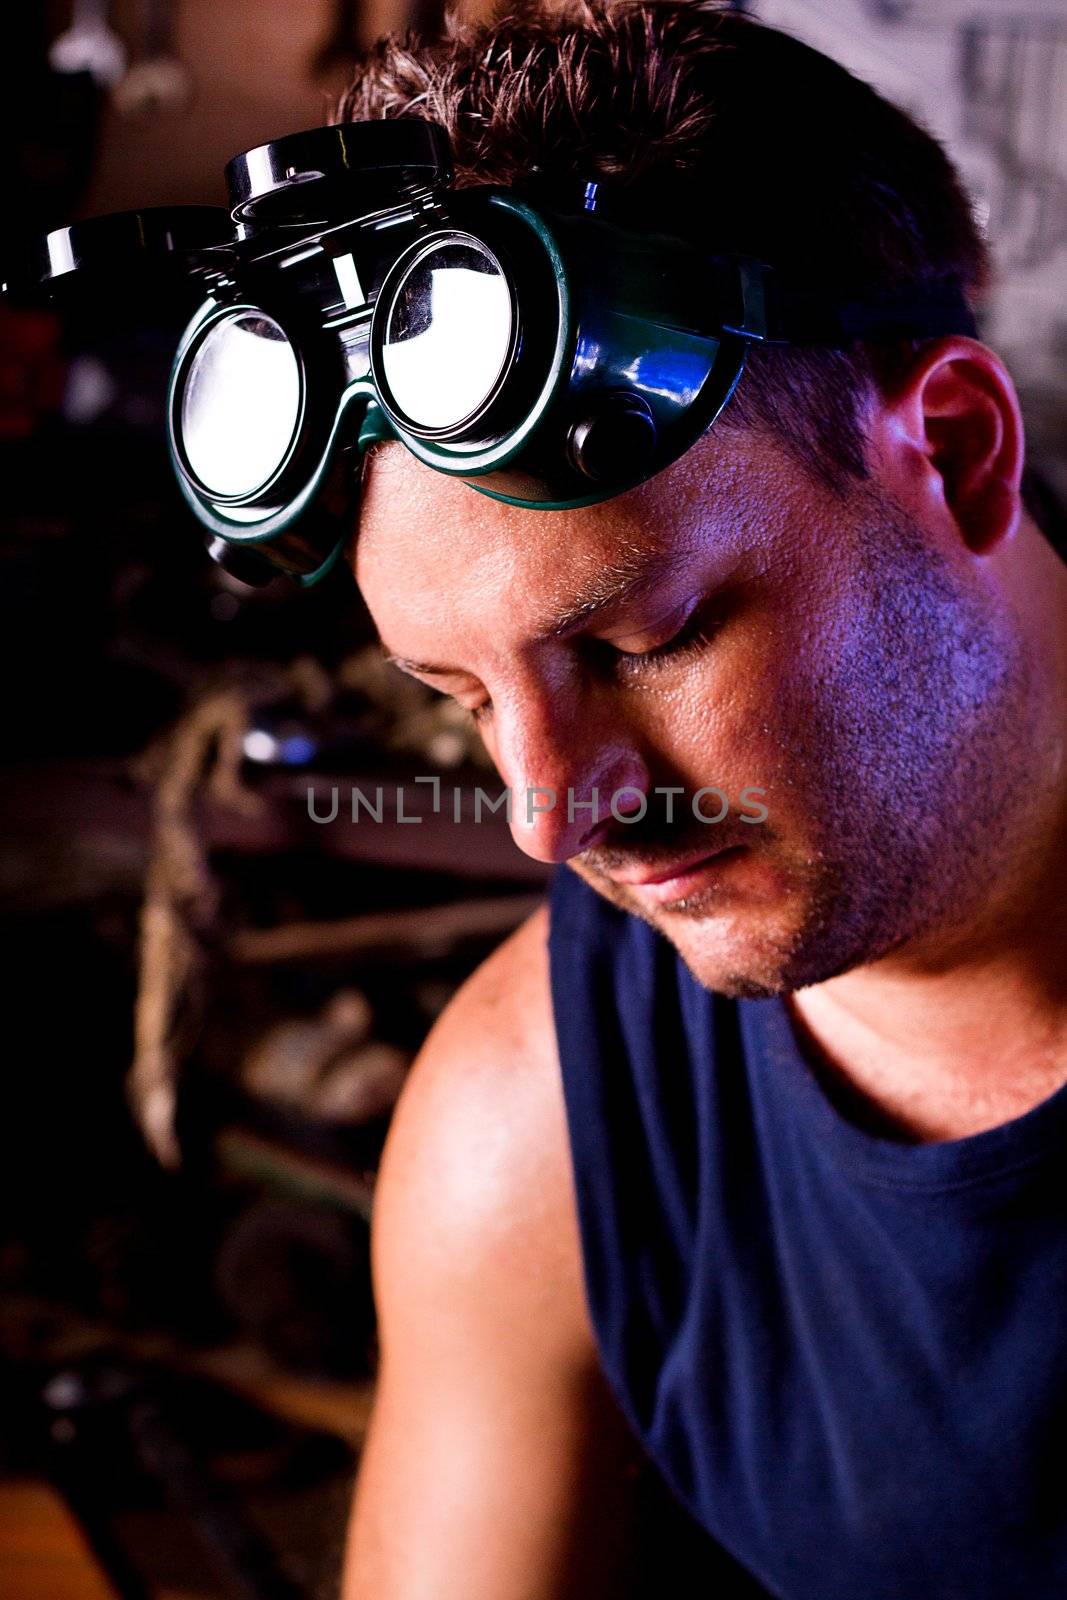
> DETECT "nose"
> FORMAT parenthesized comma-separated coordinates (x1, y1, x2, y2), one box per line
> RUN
(490, 683, 650, 864)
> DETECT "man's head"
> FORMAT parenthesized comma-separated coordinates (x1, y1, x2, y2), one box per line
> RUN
(345, 0, 1067, 998)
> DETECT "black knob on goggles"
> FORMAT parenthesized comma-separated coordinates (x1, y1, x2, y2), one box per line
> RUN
(568, 392, 658, 483)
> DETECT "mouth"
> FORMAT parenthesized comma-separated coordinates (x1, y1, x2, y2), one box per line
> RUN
(604, 844, 746, 903)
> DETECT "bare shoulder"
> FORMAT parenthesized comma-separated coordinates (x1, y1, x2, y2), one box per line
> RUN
(422, 899, 556, 1073)
(346, 904, 647, 1598)
(371, 902, 591, 1360)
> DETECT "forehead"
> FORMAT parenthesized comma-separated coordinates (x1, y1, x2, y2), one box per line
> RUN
(352, 431, 782, 648)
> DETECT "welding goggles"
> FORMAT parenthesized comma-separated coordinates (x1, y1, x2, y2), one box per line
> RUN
(8, 118, 977, 586)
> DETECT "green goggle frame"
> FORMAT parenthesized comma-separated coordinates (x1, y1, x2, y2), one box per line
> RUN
(8, 118, 977, 586)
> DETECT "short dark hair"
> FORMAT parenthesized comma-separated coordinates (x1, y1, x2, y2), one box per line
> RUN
(337, 0, 989, 490)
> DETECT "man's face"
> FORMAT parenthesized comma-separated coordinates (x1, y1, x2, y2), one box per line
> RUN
(354, 421, 1039, 998)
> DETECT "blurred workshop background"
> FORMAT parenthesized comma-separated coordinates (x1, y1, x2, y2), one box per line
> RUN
(0, 2, 1064, 1597)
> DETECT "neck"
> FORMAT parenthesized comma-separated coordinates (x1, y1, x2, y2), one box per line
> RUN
(789, 922, 1067, 1144)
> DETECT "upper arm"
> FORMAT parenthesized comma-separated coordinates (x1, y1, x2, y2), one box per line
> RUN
(342, 905, 643, 1600)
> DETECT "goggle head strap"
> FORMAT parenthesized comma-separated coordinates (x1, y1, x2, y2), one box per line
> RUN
(714, 256, 978, 347)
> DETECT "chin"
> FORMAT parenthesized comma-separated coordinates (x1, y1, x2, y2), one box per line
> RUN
(610, 890, 798, 997)
(629, 886, 876, 999)
(663, 918, 810, 999)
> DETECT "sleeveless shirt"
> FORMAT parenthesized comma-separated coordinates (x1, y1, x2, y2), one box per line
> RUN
(548, 865, 1067, 1600)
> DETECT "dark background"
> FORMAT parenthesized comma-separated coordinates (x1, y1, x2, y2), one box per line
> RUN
(0, 4, 547, 1596)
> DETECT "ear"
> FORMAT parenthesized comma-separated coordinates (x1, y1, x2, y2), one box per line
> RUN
(872, 337, 1025, 555)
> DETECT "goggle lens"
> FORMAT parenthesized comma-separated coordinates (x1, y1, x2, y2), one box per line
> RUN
(379, 240, 513, 432)
(181, 312, 301, 497)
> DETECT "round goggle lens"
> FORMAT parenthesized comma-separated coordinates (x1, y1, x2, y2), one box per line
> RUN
(380, 241, 513, 432)
(180, 312, 301, 498)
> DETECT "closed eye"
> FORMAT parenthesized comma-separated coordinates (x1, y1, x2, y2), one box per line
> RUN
(600, 601, 715, 673)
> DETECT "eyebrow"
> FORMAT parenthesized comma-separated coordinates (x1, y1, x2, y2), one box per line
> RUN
(544, 544, 702, 637)
(383, 542, 706, 678)
(386, 652, 465, 677)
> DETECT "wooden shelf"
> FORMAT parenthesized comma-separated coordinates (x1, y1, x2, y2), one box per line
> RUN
(0, 761, 550, 911)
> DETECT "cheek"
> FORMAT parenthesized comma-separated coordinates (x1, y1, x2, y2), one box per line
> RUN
(636, 581, 867, 829)
(635, 608, 813, 790)
(716, 548, 989, 837)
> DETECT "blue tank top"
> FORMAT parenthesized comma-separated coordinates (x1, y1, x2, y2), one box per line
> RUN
(548, 866, 1067, 1600)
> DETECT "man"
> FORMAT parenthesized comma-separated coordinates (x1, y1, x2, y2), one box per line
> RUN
(339, 3, 1067, 1595)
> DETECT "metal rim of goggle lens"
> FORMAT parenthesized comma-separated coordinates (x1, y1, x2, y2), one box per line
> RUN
(175, 308, 305, 502)
(370, 232, 521, 442)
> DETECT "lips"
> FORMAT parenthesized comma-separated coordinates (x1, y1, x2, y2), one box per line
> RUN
(606, 843, 738, 888)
